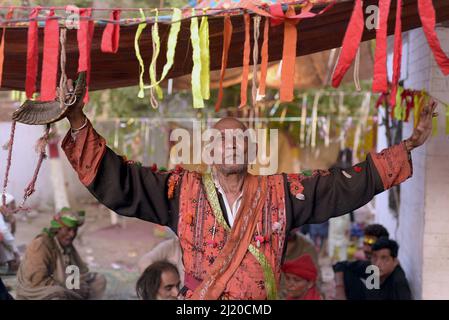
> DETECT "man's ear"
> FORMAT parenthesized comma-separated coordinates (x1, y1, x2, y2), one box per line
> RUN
(307, 281, 314, 290)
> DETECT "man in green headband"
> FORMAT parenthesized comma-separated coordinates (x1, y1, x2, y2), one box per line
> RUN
(15, 208, 106, 300)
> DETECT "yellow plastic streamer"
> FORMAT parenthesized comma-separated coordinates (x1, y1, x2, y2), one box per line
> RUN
(134, 9, 147, 99)
(199, 13, 210, 100)
(149, 9, 162, 102)
(190, 9, 204, 109)
(144, 8, 182, 94)
(394, 87, 404, 120)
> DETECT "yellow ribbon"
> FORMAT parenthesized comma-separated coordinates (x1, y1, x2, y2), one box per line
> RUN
(134, 9, 147, 99)
(149, 9, 162, 106)
(199, 13, 210, 100)
(190, 9, 204, 109)
(394, 87, 404, 120)
(144, 8, 182, 94)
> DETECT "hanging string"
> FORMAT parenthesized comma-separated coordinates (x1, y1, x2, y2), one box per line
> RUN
(2, 121, 16, 209)
(353, 47, 361, 91)
(20, 124, 51, 208)
(58, 28, 67, 109)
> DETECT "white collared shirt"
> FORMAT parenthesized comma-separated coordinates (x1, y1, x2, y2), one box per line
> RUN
(212, 176, 243, 227)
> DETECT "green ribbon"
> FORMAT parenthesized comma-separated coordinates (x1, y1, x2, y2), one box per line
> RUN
(190, 9, 204, 108)
(199, 14, 210, 100)
(134, 9, 147, 99)
(394, 87, 405, 120)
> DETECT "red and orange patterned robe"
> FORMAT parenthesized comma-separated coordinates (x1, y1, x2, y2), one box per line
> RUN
(62, 121, 412, 300)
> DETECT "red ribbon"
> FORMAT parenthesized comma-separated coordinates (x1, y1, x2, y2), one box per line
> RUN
(40, 9, 59, 101)
(332, 0, 364, 88)
(25, 7, 41, 98)
(101, 9, 121, 53)
(389, 0, 402, 107)
(418, 0, 449, 76)
(0, 8, 13, 88)
(372, 0, 391, 93)
(77, 8, 95, 103)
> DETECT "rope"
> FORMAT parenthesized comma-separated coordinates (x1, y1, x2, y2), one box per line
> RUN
(1, 120, 16, 210)
(19, 124, 51, 209)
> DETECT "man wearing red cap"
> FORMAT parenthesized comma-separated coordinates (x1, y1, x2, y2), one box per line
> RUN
(281, 254, 321, 300)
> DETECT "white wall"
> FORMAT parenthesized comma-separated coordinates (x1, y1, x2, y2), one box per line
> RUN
(376, 26, 449, 299)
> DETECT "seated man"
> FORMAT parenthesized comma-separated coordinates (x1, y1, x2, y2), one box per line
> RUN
(365, 237, 412, 300)
(137, 232, 184, 286)
(16, 208, 106, 300)
(136, 261, 180, 300)
(333, 224, 389, 300)
(0, 194, 20, 275)
(280, 254, 321, 300)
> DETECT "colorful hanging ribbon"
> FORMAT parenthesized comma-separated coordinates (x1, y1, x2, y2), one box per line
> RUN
(275, 5, 300, 102)
(372, 0, 391, 93)
(215, 15, 233, 112)
(389, 0, 402, 107)
(134, 9, 147, 99)
(148, 9, 162, 108)
(252, 16, 261, 106)
(199, 13, 210, 100)
(332, 0, 364, 88)
(25, 7, 40, 98)
(240, 13, 251, 108)
(0, 8, 14, 88)
(40, 9, 59, 101)
(101, 9, 121, 53)
(77, 8, 95, 103)
(258, 17, 269, 99)
(144, 8, 182, 97)
(418, 0, 449, 76)
(190, 9, 204, 109)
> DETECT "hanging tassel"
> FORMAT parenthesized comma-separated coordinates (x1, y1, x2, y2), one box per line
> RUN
(240, 13, 251, 108)
(389, 0, 403, 107)
(101, 9, 121, 53)
(215, 15, 233, 112)
(332, 0, 364, 88)
(258, 17, 269, 100)
(77, 8, 95, 103)
(135, 9, 147, 99)
(25, 7, 40, 98)
(418, 0, 449, 75)
(2, 121, 16, 209)
(190, 9, 204, 109)
(199, 13, 210, 100)
(279, 7, 298, 102)
(252, 16, 261, 106)
(40, 9, 59, 101)
(372, 0, 391, 93)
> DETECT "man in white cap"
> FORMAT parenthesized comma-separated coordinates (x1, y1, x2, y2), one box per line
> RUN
(0, 193, 20, 275)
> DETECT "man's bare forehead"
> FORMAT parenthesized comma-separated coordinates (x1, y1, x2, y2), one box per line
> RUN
(213, 117, 247, 131)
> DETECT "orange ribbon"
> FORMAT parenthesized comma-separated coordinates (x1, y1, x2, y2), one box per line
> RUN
(240, 13, 251, 108)
(372, 0, 391, 93)
(25, 7, 41, 98)
(215, 15, 233, 112)
(258, 17, 269, 98)
(40, 9, 59, 101)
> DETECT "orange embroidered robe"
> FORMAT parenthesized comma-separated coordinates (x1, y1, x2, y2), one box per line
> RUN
(62, 121, 412, 300)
